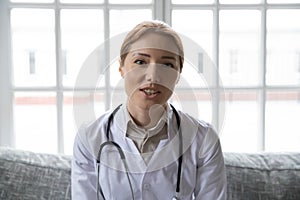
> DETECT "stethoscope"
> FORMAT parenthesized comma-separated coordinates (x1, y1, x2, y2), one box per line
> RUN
(96, 104, 183, 200)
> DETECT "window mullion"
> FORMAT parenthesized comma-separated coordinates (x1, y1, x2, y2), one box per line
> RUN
(104, 0, 111, 110)
(259, 0, 267, 151)
(214, 1, 221, 132)
(55, 2, 64, 154)
(0, 0, 14, 147)
(154, 0, 166, 22)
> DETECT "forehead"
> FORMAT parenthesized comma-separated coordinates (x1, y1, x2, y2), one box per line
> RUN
(130, 32, 180, 56)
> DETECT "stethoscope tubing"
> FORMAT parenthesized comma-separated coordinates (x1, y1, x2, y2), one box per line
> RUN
(96, 104, 183, 200)
(97, 141, 135, 200)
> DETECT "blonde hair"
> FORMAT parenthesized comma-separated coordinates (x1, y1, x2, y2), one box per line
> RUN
(119, 20, 184, 72)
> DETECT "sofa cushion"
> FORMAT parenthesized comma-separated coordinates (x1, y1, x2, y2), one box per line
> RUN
(0, 148, 71, 200)
(224, 152, 300, 200)
(1, 147, 300, 200)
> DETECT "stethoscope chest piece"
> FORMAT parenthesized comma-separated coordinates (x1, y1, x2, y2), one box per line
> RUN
(172, 192, 180, 200)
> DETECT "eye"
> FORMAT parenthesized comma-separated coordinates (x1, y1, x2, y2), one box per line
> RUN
(163, 63, 174, 68)
(134, 59, 146, 65)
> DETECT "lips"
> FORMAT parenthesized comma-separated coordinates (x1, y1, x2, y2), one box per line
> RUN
(139, 87, 160, 97)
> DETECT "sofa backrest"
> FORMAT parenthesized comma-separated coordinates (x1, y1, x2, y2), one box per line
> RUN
(0, 148, 71, 200)
(1, 147, 300, 200)
(224, 152, 300, 200)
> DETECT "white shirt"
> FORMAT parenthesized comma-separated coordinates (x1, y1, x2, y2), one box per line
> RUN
(72, 104, 227, 200)
(126, 108, 168, 164)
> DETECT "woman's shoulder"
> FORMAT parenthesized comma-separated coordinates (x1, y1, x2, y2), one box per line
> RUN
(75, 109, 115, 158)
(78, 110, 111, 134)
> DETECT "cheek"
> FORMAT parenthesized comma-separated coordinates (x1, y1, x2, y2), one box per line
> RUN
(123, 68, 145, 96)
(158, 67, 180, 90)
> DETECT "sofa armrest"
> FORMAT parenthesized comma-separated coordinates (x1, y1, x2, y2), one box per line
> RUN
(224, 152, 300, 200)
(0, 147, 71, 200)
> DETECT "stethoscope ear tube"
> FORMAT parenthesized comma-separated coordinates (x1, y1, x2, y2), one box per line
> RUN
(97, 104, 183, 200)
(105, 104, 122, 139)
(170, 104, 183, 195)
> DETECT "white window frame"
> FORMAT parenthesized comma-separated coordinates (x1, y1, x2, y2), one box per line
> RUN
(1, 0, 300, 153)
(0, 0, 162, 153)
(167, 0, 300, 151)
(0, 0, 14, 148)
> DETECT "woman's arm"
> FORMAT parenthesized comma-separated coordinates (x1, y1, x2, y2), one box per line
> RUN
(72, 133, 102, 200)
(194, 127, 227, 200)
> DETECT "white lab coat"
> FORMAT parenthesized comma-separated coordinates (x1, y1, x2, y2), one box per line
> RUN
(72, 104, 227, 200)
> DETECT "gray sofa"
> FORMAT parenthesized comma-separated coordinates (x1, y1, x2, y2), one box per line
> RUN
(0, 147, 300, 200)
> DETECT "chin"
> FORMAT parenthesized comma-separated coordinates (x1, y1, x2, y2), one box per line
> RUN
(133, 101, 162, 110)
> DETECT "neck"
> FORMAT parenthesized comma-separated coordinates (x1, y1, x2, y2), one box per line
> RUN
(127, 103, 167, 128)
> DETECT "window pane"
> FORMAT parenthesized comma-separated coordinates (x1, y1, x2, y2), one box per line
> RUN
(14, 92, 57, 153)
(11, 9, 56, 87)
(266, 10, 300, 86)
(63, 91, 105, 155)
(220, 0, 261, 4)
(60, 0, 103, 3)
(265, 91, 300, 152)
(109, 9, 152, 37)
(110, 90, 127, 109)
(179, 62, 209, 88)
(63, 92, 76, 155)
(172, 0, 214, 4)
(10, 0, 54, 2)
(268, 0, 300, 3)
(61, 9, 104, 87)
(172, 10, 213, 58)
(109, 0, 152, 4)
(110, 60, 123, 88)
(171, 90, 212, 123)
(219, 10, 261, 87)
(109, 9, 152, 86)
(220, 91, 260, 152)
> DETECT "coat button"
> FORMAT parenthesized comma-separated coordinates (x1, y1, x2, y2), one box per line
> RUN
(143, 183, 150, 190)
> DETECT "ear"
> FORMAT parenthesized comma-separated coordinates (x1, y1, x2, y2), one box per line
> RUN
(118, 59, 125, 78)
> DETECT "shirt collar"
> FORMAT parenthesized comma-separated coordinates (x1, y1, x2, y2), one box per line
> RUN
(114, 102, 173, 139)
(127, 110, 167, 139)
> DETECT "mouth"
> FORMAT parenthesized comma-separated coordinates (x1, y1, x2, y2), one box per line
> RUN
(139, 87, 160, 97)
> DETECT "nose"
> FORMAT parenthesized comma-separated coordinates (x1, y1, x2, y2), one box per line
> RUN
(145, 63, 160, 83)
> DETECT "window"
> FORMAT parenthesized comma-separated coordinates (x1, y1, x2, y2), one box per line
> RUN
(1, 0, 153, 154)
(0, 0, 300, 154)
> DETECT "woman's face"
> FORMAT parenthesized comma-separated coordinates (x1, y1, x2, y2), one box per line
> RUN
(119, 32, 181, 110)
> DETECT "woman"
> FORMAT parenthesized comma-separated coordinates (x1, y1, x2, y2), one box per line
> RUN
(72, 20, 227, 200)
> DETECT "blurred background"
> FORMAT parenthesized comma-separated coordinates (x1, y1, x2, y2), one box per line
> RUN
(0, 0, 300, 155)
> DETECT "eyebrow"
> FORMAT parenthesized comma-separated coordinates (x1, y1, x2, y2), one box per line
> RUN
(161, 56, 176, 60)
(132, 52, 176, 60)
(132, 52, 150, 58)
